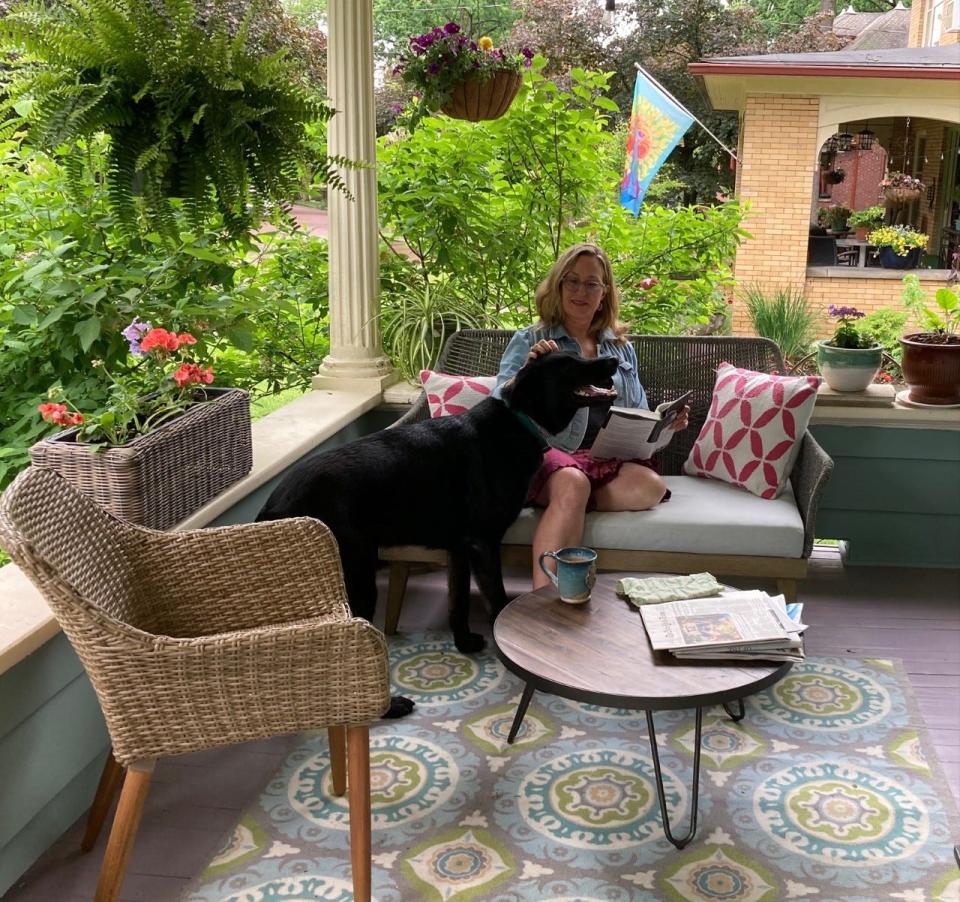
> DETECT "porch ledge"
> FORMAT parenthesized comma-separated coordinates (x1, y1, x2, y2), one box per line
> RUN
(0, 385, 384, 677)
(806, 266, 951, 280)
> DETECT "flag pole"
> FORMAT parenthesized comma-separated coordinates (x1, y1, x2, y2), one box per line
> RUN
(634, 62, 738, 163)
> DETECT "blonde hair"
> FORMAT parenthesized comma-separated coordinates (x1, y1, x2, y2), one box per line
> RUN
(533, 243, 628, 342)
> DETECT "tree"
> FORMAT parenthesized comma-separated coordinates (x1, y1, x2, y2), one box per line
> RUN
(506, 0, 617, 87)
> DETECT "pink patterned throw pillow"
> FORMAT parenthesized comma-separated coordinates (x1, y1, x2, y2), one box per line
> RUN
(683, 363, 821, 499)
(420, 370, 497, 418)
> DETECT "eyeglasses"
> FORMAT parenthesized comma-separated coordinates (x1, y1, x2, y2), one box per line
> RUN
(561, 276, 606, 294)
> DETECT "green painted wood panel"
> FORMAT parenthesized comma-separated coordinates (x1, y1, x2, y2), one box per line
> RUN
(0, 753, 105, 897)
(810, 424, 960, 568)
(0, 668, 108, 851)
(0, 633, 84, 739)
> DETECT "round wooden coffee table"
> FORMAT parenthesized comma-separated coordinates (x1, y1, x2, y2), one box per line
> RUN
(493, 573, 793, 849)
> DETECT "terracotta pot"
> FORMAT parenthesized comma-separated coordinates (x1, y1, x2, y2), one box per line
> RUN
(816, 341, 883, 392)
(854, 226, 870, 241)
(441, 70, 522, 122)
(899, 334, 960, 405)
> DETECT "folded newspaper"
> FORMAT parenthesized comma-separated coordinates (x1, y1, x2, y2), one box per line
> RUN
(639, 590, 806, 663)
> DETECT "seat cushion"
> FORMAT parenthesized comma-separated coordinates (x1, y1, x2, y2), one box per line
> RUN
(502, 475, 805, 559)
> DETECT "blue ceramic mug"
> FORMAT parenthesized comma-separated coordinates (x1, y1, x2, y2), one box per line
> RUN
(538, 546, 598, 604)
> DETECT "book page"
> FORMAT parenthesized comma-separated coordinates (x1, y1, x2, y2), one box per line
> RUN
(589, 391, 691, 461)
(639, 592, 790, 651)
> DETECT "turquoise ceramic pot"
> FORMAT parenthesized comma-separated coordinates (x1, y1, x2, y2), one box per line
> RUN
(816, 340, 883, 391)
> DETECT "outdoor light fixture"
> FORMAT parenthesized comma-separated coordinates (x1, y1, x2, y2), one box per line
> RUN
(603, 0, 616, 26)
(856, 125, 876, 150)
(835, 131, 854, 152)
(825, 136, 839, 153)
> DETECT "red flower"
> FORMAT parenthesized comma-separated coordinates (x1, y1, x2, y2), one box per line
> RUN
(140, 328, 181, 354)
(639, 277, 658, 291)
(176, 332, 197, 346)
(173, 363, 215, 388)
(38, 402, 67, 424)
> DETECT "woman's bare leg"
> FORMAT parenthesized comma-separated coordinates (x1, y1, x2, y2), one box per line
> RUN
(531, 468, 591, 589)
(592, 463, 667, 512)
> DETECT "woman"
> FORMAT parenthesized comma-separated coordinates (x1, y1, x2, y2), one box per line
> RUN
(495, 243, 688, 589)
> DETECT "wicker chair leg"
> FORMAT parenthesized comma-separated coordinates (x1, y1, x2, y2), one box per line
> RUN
(384, 562, 410, 635)
(328, 726, 347, 796)
(776, 578, 798, 603)
(82, 749, 124, 852)
(94, 759, 154, 902)
(347, 726, 371, 902)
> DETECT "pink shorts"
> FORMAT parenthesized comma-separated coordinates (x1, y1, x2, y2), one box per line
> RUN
(526, 448, 669, 511)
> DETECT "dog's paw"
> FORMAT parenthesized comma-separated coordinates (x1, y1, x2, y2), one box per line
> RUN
(454, 632, 486, 654)
(382, 695, 416, 719)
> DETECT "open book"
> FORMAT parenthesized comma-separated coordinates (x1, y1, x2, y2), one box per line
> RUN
(639, 591, 806, 663)
(589, 391, 692, 461)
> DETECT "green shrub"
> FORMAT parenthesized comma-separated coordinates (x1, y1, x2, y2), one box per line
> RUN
(377, 63, 746, 351)
(0, 133, 329, 490)
(858, 308, 908, 364)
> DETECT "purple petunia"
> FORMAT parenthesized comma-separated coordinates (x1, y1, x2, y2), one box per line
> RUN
(828, 305, 865, 320)
(443, 22, 460, 34)
(122, 317, 153, 356)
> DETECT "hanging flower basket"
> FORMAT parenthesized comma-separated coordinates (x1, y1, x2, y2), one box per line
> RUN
(884, 186, 922, 206)
(441, 69, 522, 122)
(30, 388, 252, 530)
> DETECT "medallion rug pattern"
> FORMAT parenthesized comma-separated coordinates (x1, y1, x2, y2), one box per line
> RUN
(184, 634, 959, 902)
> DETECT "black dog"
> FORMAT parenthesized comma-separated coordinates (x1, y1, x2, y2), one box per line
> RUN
(257, 351, 617, 714)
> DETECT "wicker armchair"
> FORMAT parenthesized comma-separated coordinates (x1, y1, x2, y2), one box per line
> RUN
(0, 467, 390, 902)
(380, 330, 833, 626)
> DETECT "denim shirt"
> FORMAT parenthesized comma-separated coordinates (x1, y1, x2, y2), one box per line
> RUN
(493, 324, 648, 453)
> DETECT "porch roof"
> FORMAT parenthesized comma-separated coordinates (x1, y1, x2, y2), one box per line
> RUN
(690, 45, 960, 115)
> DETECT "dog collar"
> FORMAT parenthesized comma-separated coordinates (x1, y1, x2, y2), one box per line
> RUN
(511, 409, 549, 451)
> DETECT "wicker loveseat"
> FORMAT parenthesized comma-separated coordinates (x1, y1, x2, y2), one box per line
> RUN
(379, 330, 833, 627)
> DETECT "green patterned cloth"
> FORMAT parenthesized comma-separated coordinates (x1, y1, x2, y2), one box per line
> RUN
(616, 571, 723, 605)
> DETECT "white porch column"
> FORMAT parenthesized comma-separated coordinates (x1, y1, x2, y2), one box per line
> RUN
(313, 0, 395, 390)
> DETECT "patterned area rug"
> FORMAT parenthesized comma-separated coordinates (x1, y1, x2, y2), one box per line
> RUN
(184, 633, 959, 902)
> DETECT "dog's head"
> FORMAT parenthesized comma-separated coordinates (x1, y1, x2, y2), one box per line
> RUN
(501, 351, 618, 435)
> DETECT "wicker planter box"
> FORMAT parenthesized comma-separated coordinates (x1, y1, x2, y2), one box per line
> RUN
(29, 387, 252, 529)
(441, 70, 522, 121)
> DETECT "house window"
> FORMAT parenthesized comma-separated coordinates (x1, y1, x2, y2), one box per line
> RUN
(949, 0, 959, 32)
(924, 0, 945, 43)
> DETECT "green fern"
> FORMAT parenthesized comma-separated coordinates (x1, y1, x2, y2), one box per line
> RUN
(0, 0, 335, 241)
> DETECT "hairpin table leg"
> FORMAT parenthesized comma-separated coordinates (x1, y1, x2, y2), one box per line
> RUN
(646, 706, 703, 849)
(723, 699, 745, 722)
(507, 683, 536, 744)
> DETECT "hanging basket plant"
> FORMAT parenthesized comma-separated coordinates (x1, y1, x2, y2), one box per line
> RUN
(393, 22, 533, 123)
(824, 168, 846, 185)
(441, 69, 523, 122)
(880, 172, 924, 207)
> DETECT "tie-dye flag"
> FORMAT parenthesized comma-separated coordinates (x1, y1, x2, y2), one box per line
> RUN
(620, 70, 694, 215)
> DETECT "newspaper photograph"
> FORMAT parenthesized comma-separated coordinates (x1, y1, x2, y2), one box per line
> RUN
(639, 591, 793, 651)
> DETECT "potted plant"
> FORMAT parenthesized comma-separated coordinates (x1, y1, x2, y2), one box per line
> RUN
(819, 205, 852, 234)
(30, 319, 252, 528)
(816, 306, 883, 391)
(898, 273, 960, 405)
(824, 168, 846, 185)
(393, 22, 533, 122)
(0, 0, 332, 240)
(880, 171, 925, 206)
(848, 206, 885, 241)
(867, 225, 929, 269)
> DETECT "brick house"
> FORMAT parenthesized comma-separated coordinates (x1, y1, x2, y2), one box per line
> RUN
(689, 4, 960, 336)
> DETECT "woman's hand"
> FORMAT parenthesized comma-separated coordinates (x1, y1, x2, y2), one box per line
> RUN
(525, 338, 560, 364)
(669, 406, 691, 432)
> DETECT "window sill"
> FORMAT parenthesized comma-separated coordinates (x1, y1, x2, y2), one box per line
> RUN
(806, 267, 952, 280)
